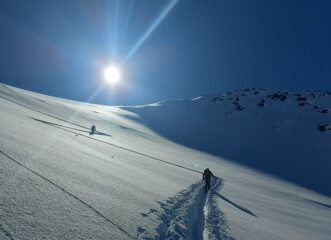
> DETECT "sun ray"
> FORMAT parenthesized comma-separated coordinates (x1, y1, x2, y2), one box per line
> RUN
(122, 0, 179, 63)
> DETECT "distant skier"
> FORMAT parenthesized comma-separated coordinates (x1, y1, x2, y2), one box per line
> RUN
(90, 125, 96, 135)
(202, 168, 214, 193)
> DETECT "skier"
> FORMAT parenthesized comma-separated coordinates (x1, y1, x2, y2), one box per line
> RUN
(90, 125, 96, 135)
(202, 168, 214, 193)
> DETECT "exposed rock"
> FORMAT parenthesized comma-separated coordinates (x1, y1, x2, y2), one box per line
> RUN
(236, 105, 246, 111)
(257, 99, 265, 107)
(270, 93, 287, 101)
(212, 96, 224, 102)
(298, 101, 309, 106)
(319, 109, 329, 113)
(318, 124, 331, 132)
(297, 96, 307, 101)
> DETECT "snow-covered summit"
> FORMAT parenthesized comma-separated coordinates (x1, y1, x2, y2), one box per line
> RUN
(1, 84, 330, 240)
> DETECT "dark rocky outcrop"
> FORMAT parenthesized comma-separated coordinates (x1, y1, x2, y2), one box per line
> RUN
(318, 109, 329, 113)
(318, 124, 331, 132)
(257, 99, 265, 107)
(269, 93, 287, 101)
(236, 105, 246, 111)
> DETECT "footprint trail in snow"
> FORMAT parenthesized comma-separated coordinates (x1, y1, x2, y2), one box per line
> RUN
(138, 177, 232, 240)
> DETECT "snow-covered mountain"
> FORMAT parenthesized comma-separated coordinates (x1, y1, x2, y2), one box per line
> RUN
(0, 84, 330, 240)
(124, 88, 331, 197)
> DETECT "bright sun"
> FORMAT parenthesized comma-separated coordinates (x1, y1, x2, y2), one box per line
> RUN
(104, 65, 120, 84)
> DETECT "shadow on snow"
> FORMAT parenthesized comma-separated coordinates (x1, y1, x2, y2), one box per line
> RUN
(30, 117, 112, 137)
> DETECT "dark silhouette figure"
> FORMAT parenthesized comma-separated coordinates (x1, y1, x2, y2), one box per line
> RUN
(90, 125, 96, 135)
(202, 168, 214, 193)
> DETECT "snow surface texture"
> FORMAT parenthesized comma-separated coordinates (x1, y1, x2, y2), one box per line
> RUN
(0, 83, 331, 240)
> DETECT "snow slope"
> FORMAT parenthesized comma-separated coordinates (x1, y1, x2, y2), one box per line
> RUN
(0, 84, 330, 240)
(124, 88, 331, 197)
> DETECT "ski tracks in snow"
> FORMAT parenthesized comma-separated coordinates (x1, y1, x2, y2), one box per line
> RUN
(138, 177, 232, 240)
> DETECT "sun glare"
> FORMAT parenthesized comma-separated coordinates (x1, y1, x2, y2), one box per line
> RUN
(104, 66, 120, 84)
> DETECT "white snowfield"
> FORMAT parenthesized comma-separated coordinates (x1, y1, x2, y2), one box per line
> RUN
(0, 83, 330, 240)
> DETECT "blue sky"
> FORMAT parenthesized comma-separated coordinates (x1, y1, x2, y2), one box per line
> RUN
(0, 0, 330, 105)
